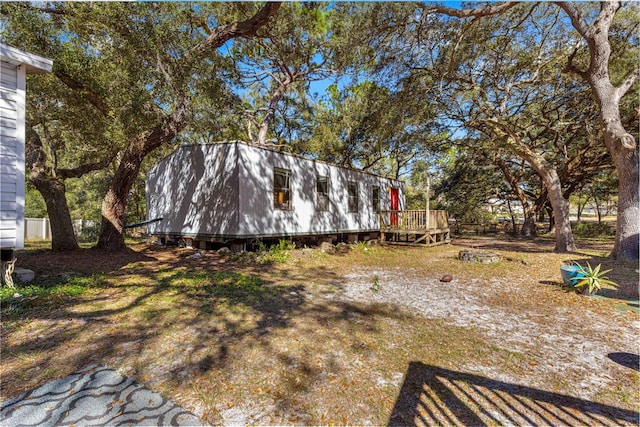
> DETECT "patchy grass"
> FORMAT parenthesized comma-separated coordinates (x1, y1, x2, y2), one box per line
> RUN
(1, 236, 638, 425)
(0, 274, 109, 321)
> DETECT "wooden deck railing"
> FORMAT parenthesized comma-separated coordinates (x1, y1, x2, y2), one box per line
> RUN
(380, 210, 449, 231)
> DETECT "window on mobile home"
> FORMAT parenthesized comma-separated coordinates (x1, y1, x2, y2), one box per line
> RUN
(317, 176, 330, 211)
(273, 168, 291, 209)
(372, 186, 380, 213)
(348, 181, 358, 212)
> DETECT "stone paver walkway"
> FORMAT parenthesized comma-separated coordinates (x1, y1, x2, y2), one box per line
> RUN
(0, 365, 204, 426)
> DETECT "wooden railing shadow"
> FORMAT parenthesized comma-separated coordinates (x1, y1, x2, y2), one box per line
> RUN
(388, 362, 638, 426)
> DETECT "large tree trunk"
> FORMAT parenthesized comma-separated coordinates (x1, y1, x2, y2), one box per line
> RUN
(597, 93, 639, 260)
(607, 132, 639, 260)
(97, 180, 134, 252)
(26, 131, 79, 252)
(544, 172, 575, 252)
(30, 175, 79, 252)
(590, 65, 639, 261)
(94, 3, 281, 251)
(495, 158, 537, 237)
(487, 121, 576, 252)
(97, 101, 191, 251)
(522, 151, 575, 251)
(557, 1, 639, 261)
(517, 160, 574, 251)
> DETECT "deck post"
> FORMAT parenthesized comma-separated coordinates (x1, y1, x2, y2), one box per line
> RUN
(425, 176, 430, 229)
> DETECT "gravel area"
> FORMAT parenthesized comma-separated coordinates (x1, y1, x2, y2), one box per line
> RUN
(337, 266, 639, 410)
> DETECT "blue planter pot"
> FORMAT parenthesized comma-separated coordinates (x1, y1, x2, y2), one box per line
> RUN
(560, 265, 584, 287)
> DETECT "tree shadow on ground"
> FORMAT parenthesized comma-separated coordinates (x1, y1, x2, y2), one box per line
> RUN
(453, 235, 616, 255)
(388, 362, 639, 427)
(452, 236, 557, 253)
(607, 353, 640, 371)
(1, 244, 399, 414)
(15, 244, 157, 276)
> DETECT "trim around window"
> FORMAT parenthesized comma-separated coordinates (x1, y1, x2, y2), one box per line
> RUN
(372, 186, 380, 213)
(273, 167, 291, 210)
(347, 181, 358, 213)
(317, 175, 330, 212)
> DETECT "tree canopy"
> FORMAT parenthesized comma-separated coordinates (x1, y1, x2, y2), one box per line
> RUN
(2, 1, 281, 250)
(1, 1, 637, 259)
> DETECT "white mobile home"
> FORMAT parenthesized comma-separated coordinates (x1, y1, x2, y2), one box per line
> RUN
(1, 44, 52, 258)
(146, 141, 404, 246)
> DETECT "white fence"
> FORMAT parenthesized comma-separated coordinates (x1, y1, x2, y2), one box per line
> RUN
(24, 218, 99, 241)
(24, 218, 51, 240)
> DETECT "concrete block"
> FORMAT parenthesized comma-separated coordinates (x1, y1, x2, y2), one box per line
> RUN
(14, 268, 35, 283)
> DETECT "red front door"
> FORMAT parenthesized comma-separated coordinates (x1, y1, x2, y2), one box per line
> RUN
(390, 188, 399, 226)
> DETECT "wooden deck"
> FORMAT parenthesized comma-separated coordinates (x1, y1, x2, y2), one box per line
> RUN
(379, 210, 451, 246)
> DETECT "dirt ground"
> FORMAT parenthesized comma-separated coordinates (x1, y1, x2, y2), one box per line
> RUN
(2, 236, 639, 425)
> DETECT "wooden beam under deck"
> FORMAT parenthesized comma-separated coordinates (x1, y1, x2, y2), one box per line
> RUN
(380, 228, 451, 247)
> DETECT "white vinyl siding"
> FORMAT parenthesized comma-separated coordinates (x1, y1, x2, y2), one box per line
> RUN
(0, 62, 20, 248)
(145, 143, 241, 237)
(0, 65, 18, 86)
(1, 44, 51, 250)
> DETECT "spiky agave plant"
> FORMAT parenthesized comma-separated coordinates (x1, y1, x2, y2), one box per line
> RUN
(573, 262, 619, 294)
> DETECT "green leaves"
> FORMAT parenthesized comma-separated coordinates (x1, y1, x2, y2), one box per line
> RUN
(573, 262, 619, 294)
(370, 274, 381, 293)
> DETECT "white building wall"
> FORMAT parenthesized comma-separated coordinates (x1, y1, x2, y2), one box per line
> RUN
(147, 142, 404, 240)
(0, 44, 52, 250)
(0, 61, 23, 249)
(146, 143, 240, 237)
(237, 143, 403, 238)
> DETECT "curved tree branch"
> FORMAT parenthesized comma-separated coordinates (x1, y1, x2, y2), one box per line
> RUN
(57, 154, 116, 179)
(191, 2, 281, 61)
(420, 2, 519, 19)
(563, 45, 589, 80)
(55, 68, 111, 118)
(616, 65, 640, 98)
(554, 2, 595, 40)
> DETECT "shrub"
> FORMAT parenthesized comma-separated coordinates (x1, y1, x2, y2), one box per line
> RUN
(573, 222, 614, 238)
(370, 274, 381, 293)
(355, 241, 370, 254)
(572, 262, 618, 294)
(256, 239, 296, 264)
